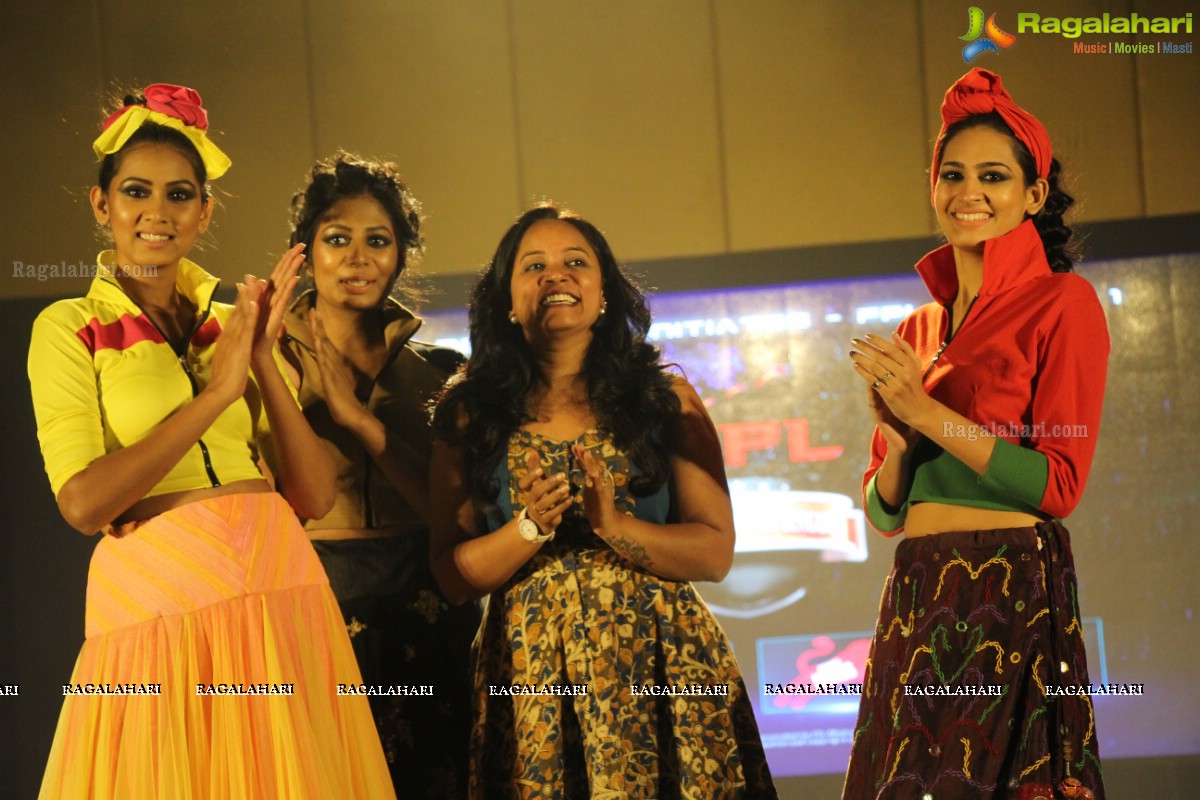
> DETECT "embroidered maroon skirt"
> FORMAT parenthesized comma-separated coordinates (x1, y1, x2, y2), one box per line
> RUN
(841, 521, 1104, 800)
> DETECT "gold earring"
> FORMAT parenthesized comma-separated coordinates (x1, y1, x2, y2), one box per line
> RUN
(508, 312, 519, 324)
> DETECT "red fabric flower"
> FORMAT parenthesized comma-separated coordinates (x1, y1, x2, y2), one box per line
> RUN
(143, 84, 209, 130)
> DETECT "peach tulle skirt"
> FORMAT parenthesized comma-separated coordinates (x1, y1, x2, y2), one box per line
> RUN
(38, 493, 396, 800)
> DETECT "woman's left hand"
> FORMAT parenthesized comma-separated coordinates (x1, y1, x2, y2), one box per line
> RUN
(308, 310, 368, 428)
(573, 443, 620, 538)
(849, 333, 932, 427)
(248, 244, 306, 366)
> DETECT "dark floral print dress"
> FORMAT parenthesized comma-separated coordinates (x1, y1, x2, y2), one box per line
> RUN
(469, 428, 778, 799)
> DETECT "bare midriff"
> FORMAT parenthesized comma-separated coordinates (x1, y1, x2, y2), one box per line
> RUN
(307, 525, 408, 541)
(116, 479, 273, 524)
(903, 501, 1044, 538)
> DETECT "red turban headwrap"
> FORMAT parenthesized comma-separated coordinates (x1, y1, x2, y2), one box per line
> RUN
(931, 69, 1051, 198)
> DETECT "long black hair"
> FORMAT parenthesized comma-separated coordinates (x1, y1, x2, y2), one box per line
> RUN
(433, 203, 680, 517)
(936, 112, 1078, 273)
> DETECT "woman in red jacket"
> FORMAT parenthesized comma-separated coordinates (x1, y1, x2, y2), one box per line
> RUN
(842, 69, 1107, 800)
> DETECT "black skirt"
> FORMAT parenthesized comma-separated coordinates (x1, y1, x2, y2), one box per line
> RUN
(313, 534, 483, 800)
(841, 521, 1104, 800)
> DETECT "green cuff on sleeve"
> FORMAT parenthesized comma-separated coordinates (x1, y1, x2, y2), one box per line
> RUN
(978, 437, 1049, 510)
(865, 474, 907, 533)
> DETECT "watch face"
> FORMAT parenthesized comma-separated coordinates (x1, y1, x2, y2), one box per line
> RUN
(518, 516, 542, 542)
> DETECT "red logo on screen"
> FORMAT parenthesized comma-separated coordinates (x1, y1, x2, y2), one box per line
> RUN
(718, 418, 844, 468)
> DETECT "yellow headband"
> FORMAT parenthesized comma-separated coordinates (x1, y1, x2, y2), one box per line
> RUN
(92, 105, 231, 180)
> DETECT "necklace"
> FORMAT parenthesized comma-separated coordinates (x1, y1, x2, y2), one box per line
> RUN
(922, 294, 979, 381)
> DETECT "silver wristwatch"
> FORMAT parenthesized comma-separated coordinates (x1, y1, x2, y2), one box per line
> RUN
(517, 507, 555, 543)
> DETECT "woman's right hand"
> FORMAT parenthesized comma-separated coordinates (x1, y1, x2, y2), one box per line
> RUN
(205, 283, 257, 406)
(519, 450, 571, 536)
(428, 443, 568, 605)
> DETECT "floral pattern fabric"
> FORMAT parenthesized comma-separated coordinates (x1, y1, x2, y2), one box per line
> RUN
(470, 429, 777, 799)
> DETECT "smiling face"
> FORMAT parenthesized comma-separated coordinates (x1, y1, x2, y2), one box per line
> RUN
(934, 125, 1047, 259)
(508, 218, 605, 343)
(309, 194, 400, 312)
(89, 142, 212, 273)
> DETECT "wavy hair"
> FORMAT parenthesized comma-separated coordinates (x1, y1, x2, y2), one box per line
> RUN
(433, 203, 680, 518)
(289, 151, 423, 300)
(936, 112, 1078, 273)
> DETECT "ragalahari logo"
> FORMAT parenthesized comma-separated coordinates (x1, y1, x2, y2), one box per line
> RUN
(960, 7, 1017, 62)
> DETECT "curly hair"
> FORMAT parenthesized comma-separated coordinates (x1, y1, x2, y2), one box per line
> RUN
(97, 91, 210, 200)
(289, 151, 423, 299)
(935, 112, 1078, 273)
(433, 203, 680, 519)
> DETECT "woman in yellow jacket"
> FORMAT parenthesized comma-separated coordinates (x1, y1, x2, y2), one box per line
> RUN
(28, 84, 395, 799)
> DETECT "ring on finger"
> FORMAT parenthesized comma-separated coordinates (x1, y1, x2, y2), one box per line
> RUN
(871, 380, 881, 390)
